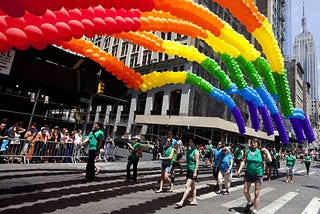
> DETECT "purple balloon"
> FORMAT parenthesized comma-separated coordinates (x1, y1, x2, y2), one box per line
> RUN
(290, 118, 306, 144)
(232, 107, 246, 135)
(247, 101, 260, 131)
(272, 114, 289, 144)
(258, 105, 274, 135)
(300, 118, 316, 143)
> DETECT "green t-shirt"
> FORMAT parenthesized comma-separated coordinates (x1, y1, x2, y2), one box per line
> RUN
(234, 147, 243, 160)
(130, 142, 141, 160)
(162, 147, 173, 165)
(172, 148, 177, 162)
(187, 147, 198, 171)
(286, 155, 296, 166)
(206, 144, 213, 153)
(274, 152, 280, 161)
(87, 130, 105, 151)
(304, 155, 311, 163)
(246, 149, 264, 176)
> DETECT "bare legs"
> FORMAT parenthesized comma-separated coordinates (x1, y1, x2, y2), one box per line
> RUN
(243, 181, 261, 212)
(157, 170, 173, 192)
(176, 179, 196, 206)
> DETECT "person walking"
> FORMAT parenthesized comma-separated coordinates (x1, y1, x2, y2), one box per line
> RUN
(156, 138, 174, 192)
(216, 146, 234, 195)
(175, 138, 199, 207)
(233, 144, 244, 174)
(80, 123, 105, 182)
(285, 150, 296, 183)
(211, 142, 223, 191)
(303, 151, 311, 175)
(126, 135, 142, 182)
(236, 138, 272, 214)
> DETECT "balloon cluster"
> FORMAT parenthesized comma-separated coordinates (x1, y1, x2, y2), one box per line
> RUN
(140, 11, 207, 39)
(61, 38, 143, 90)
(0, 0, 154, 18)
(0, 6, 142, 52)
(140, 71, 187, 92)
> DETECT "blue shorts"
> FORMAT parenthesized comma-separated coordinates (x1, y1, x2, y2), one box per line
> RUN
(161, 163, 172, 173)
(244, 172, 263, 183)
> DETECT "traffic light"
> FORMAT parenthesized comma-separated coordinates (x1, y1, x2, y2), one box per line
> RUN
(97, 81, 105, 94)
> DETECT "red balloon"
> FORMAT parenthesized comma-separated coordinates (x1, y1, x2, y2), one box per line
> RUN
(24, 12, 43, 27)
(105, 8, 117, 18)
(76, 0, 91, 9)
(93, 18, 106, 35)
(0, 0, 26, 18)
(132, 17, 141, 30)
(116, 9, 128, 18)
(0, 17, 8, 32)
(41, 23, 59, 44)
(32, 40, 47, 50)
(0, 32, 8, 50)
(61, 0, 77, 10)
(94, 6, 107, 18)
(5, 28, 28, 47)
(101, 0, 114, 9)
(114, 16, 126, 33)
(81, 8, 94, 20)
(55, 22, 72, 41)
(90, 0, 101, 7)
(81, 19, 95, 38)
(15, 42, 30, 51)
(25, 0, 47, 16)
(124, 17, 135, 32)
(68, 20, 84, 39)
(42, 11, 58, 25)
(104, 17, 117, 35)
(139, 0, 154, 12)
(24, 25, 44, 44)
(69, 9, 83, 20)
(55, 8, 70, 23)
(45, 0, 63, 11)
(4, 17, 26, 29)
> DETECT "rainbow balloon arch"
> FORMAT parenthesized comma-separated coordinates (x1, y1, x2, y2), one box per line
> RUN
(0, 0, 315, 145)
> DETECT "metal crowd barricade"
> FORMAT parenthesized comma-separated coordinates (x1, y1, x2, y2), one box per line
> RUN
(0, 138, 89, 164)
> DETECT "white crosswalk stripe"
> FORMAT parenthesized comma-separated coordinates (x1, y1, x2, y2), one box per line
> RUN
(259, 192, 298, 214)
(221, 187, 274, 208)
(301, 197, 320, 214)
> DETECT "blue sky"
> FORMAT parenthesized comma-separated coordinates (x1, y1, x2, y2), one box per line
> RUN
(291, 0, 320, 67)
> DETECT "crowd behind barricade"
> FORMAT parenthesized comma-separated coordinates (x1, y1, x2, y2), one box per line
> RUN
(0, 118, 88, 164)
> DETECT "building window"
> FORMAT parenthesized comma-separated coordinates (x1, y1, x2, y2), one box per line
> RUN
(121, 42, 128, 56)
(113, 38, 119, 45)
(142, 50, 151, 66)
(112, 45, 118, 56)
(168, 89, 181, 115)
(151, 91, 164, 115)
(130, 53, 138, 67)
(103, 37, 111, 50)
(132, 44, 140, 52)
(120, 57, 126, 63)
(136, 93, 147, 114)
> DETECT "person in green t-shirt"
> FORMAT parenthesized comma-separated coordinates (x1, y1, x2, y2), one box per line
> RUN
(236, 138, 272, 214)
(303, 152, 311, 175)
(80, 122, 105, 182)
(126, 135, 142, 182)
(175, 138, 199, 207)
(204, 140, 213, 167)
(156, 138, 174, 193)
(285, 151, 296, 183)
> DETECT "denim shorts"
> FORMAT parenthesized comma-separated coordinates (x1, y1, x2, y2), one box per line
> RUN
(244, 172, 263, 183)
(161, 163, 172, 173)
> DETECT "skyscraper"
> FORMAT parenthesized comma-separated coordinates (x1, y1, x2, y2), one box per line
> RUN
(293, 3, 318, 100)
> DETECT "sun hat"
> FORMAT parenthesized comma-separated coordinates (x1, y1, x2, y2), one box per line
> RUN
(133, 135, 141, 140)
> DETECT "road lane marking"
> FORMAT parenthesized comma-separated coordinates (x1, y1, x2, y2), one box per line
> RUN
(259, 192, 298, 214)
(301, 197, 320, 214)
(222, 187, 274, 208)
(198, 185, 243, 200)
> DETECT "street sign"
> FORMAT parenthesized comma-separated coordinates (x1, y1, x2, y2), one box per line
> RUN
(0, 50, 16, 75)
(79, 97, 89, 103)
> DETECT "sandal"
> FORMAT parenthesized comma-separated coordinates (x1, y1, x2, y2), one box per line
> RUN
(175, 202, 183, 207)
(190, 201, 197, 206)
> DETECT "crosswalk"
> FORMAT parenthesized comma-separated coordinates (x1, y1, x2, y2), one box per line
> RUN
(0, 163, 319, 214)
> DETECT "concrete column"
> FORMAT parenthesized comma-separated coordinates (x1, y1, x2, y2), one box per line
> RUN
(162, 89, 170, 115)
(145, 91, 153, 115)
(94, 106, 101, 123)
(126, 95, 137, 133)
(103, 105, 112, 127)
(113, 105, 123, 133)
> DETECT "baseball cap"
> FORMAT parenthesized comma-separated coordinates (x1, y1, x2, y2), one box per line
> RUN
(133, 135, 140, 140)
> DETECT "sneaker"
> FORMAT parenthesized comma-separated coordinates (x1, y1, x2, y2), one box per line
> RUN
(216, 190, 222, 194)
(223, 191, 230, 195)
(244, 202, 253, 212)
(251, 209, 257, 214)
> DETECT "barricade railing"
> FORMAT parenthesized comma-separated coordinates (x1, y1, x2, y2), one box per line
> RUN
(0, 138, 89, 164)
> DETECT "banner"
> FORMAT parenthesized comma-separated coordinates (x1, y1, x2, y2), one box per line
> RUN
(0, 50, 15, 75)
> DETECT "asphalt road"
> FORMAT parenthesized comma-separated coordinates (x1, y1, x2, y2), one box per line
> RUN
(0, 150, 319, 214)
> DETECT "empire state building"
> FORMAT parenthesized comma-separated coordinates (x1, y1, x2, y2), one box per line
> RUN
(293, 6, 318, 101)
